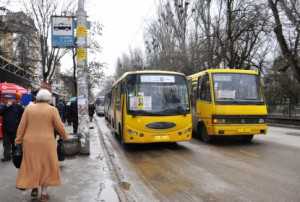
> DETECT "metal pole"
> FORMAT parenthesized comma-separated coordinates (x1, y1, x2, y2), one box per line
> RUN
(76, 0, 90, 155)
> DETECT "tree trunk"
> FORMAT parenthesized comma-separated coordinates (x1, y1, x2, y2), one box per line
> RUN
(268, 0, 300, 83)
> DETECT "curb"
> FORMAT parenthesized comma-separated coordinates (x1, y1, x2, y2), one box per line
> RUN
(94, 118, 135, 202)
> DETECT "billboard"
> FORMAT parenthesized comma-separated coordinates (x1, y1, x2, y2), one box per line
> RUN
(51, 16, 75, 48)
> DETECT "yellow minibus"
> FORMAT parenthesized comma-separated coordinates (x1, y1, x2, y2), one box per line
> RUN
(188, 69, 268, 142)
(111, 70, 192, 145)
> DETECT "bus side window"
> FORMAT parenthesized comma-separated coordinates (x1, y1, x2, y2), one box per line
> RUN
(120, 82, 126, 109)
(198, 74, 211, 102)
(192, 82, 197, 106)
(116, 84, 121, 111)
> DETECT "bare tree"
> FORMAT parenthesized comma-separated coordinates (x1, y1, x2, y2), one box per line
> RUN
(264, 56, 300, 104)
(23, 0, 75, 83)
(189, 0, 222, 70)
(144, 0, 270, 75)
(268, 0, 300, 82)
(145, 0, 193, 74)
(211, 0, 271, 70)
(87, 61, 105, 99)
(114, 48, 144, 78)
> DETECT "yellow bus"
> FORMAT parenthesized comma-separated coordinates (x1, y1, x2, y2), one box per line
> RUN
(111, 70, 192, 145)
(188, 69, 268, 143)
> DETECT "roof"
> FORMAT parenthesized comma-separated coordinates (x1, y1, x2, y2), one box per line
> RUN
(188, 68, 259, 81)
(113, 70, 186, 87)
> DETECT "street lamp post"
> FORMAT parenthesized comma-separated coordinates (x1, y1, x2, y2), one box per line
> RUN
(76, 0, 90, 155)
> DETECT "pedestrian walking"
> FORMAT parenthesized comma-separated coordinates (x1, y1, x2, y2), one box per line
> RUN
(0, 94, 24, 162)
(88, 102, 95, 122)
(65, 102, 72, 125)
(56, 100, 66, 123)
(15, 89, 69, 201)
(70, 99, 78, 134)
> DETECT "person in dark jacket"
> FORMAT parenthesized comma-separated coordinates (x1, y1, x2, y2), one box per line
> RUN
(0, 95, 24, 162)
(65, 102, 72, 125)
(88, 103, 95, 122)
(56, 100, 66, 123)
(70, 99, 78, 134)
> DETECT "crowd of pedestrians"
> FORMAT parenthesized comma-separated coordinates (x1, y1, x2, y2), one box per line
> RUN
(0, 88, 94, 201)
(0, 86, 98, 201)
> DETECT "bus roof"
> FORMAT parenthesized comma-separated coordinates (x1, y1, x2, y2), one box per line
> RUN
(112, 70, 186, 87)
(188, 68, 259, 81)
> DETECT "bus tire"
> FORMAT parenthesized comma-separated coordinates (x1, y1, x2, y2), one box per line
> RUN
(201, 125, 212, 143)
(196, 123, 203, 139)
(242, 135, 253, 143)
(119, 124, 129, 148)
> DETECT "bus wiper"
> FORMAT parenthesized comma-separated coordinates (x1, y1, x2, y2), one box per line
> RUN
(132, 110, 159, 116)
(219, 97, 235, 100)
(218, 98, 239, 104)
(176, 106, 188, 115)
(160, 106, 187, 115)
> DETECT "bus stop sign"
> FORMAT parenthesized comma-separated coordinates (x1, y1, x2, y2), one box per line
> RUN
(51, 16, 75, 48)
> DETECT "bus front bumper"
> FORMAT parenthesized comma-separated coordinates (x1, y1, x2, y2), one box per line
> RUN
(210, 124, 268, 136)
(123, 127, 192, 143)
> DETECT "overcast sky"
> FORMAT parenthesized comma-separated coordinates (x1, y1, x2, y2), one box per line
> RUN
(4, 0, 157, 76)
(84, 0, 157, 76)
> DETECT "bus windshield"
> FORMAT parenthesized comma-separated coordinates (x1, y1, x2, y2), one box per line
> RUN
(213, 73, 263, 104)
(126, 74, 190, 116)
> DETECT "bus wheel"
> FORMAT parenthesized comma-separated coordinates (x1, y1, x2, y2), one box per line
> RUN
(242, 135, 253, 143)
(201, 125, 212, 143)
(119, 124, 129, 148)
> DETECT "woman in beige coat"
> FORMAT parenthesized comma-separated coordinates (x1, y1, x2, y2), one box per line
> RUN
(15, 89, 68, 201)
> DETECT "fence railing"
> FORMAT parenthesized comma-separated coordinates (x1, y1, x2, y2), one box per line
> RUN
(268, 104, 300, 119)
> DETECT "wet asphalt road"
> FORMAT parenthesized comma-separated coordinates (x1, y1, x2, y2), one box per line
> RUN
(96, 117, 300, 202)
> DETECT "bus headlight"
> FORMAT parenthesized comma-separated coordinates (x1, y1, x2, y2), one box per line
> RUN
(183, 128, 192, 133)
(258, 118, 265, 123)
(213, 118, 226, 124)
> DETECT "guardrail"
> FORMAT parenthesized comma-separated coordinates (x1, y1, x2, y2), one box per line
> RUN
(267, 116, 300, 126)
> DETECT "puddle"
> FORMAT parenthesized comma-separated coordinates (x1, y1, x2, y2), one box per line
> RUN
(96, 179, 119, 202)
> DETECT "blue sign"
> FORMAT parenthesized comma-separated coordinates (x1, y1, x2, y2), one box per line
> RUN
(51, 16, 75, 48)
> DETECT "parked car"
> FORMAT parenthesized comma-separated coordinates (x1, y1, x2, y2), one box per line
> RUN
(95, 96, 105, 116)
(104, 91, 112, 121)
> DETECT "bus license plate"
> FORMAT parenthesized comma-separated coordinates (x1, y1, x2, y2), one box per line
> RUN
(154, 136, 170, 141)
(238, 128, 251, 133)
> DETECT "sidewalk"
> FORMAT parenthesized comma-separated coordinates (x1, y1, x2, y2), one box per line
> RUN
(0, 122, 120, 202)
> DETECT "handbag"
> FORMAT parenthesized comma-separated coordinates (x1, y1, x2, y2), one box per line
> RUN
(13, 144, 22, 169)
(57, 138, 65, 161)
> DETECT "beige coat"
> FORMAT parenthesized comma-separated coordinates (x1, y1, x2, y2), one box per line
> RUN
(15, 102, 68, 189)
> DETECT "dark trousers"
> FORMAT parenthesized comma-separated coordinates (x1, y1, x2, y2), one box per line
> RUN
(73, 119, 78, 134)
(2, 131, 16, 160)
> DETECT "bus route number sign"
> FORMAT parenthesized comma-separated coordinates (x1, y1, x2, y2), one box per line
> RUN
(141, 75, 175, 83)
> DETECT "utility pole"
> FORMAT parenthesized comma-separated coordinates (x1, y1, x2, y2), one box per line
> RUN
(76, 0, 90, 155)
